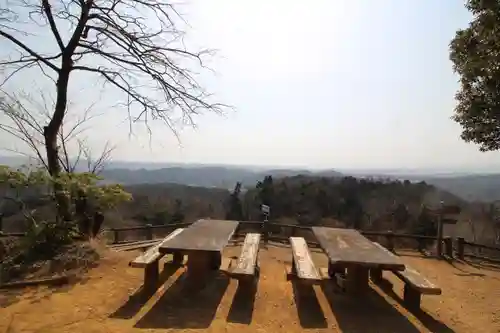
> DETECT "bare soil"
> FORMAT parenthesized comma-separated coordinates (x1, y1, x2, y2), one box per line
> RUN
(1, 243, 499, 333)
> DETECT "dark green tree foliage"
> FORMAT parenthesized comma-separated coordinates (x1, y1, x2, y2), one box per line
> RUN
(392, 203, 410, 228)
(256, 176, 274, 206)
(226, 182, 243, 220)
(413, 205, 437, 236)
(171, 199, 185, 223)
(242, 175, 456, 231)
(450, 0, 500, 151)
(338, 177, 365, 228)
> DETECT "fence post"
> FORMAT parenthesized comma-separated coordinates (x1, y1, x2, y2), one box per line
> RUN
(456, 237, 465, 260)
(436, 207, 444, 257)
(386, 231, 395, 252)
(145, 224, 153, 240)
(443, 237, 453, 258)
(262, 221, 268, 245)
(113, 229, 119, 244)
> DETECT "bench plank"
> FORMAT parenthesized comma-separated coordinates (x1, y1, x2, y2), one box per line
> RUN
(130, 228, 184, 268)
(394, 266, 442, 295)
(113, 240, 161, 252)
(231, 233, 261, 277)
(290, 237, 321, 281)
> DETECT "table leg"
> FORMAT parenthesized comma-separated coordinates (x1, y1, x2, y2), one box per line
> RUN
(346, 266, 369, 295)
(185, 252, 215, 289)
(210, 251, 222, 270)
(172, 252, 184, 266)
(328, 262, 345, 277)
(370, 268, 383, 284)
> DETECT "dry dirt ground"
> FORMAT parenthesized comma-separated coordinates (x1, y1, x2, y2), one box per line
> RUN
(1, 243, 500, 333)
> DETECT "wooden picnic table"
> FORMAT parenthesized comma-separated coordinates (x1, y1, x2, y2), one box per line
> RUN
(159, 219, 239, 283)
(312, 227, 405, 294)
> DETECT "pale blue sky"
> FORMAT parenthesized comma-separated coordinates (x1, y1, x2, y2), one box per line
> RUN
(2, 0, 499, 172)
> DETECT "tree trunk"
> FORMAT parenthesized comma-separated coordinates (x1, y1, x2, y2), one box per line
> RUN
(91, 211, 104, 238)
(44, 67, 72, 223)
(74, 189, 91, 237)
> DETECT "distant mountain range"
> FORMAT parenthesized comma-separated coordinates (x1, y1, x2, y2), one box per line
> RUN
(2, 154, 500, 202)
(99, 166, 344, 189)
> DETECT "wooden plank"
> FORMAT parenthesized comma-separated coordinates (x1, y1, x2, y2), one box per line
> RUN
(110, 239, 163, 248)
(393, 266, 442, 295)
(231, 233, 261, 277)
(312, 227, 405, 270)
(159, 219, 239, 253)
(290, 237, 321, 281)
(130, 228, 184, 268)
(113, 240, 161, 252)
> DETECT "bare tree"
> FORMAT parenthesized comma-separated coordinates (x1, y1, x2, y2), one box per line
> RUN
(0, 0, 226, 219)
(0, 91, 113, 174)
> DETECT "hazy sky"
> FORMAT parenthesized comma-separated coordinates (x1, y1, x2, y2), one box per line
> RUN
(2, 0, 500, 171)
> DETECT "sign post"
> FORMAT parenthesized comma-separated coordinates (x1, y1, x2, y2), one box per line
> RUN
(261, 204, 270, 245)
(434, 202, 461, 257)
(261, 204, 270, 221)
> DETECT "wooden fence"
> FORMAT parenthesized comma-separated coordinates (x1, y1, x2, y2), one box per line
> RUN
(100, 220, 500, 262)
(2, 220, 500, 263)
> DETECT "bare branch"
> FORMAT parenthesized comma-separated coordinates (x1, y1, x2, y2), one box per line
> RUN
(0, 30, 60, 72)
(41, 0, 65, 51)
(0, 0, 229, 207)
(0, 91, 113, 174)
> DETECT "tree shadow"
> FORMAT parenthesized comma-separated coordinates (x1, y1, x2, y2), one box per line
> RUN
(226, 278, 258, 324)
(454, 272, 486, 278)
(377, 284, 455, 333)
(320, 282, 421, 333)
(109, 264, 181, 320)
(292, 281, 328, 329)
(0, 274, 90, 308)
(134, 271, 229, 329)
(465, 258, 500, 272)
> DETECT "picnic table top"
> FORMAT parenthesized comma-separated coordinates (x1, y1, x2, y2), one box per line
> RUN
(312, 227, 406, 270)
(159, 219, 239, 253)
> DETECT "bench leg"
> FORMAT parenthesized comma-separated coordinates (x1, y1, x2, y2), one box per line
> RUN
(403, 285, 422, 311)
(144, 261, 159, 292)
(346, 266, 369, 295)
(239, 274, 258, 291)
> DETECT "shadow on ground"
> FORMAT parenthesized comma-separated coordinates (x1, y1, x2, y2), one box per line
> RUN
(377, 283, 455, 333)
(292, 281, 328, 329)
(109, 264, 181, 320)
(134, 271, 229, 329)
(226, 278, 258, 324)
(465, 258, 500, 272)
(321, 282, 422, 333)
(0, 274, 91, 308)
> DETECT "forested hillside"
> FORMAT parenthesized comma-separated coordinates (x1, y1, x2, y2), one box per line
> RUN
(3, 173, 499, 246)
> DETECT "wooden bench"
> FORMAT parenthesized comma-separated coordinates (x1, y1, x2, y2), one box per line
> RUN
(226, 233, 261, 285)
(129, 228, 185, 291)
(287, 237, 322, 285)
(392, 265, 442, 311)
